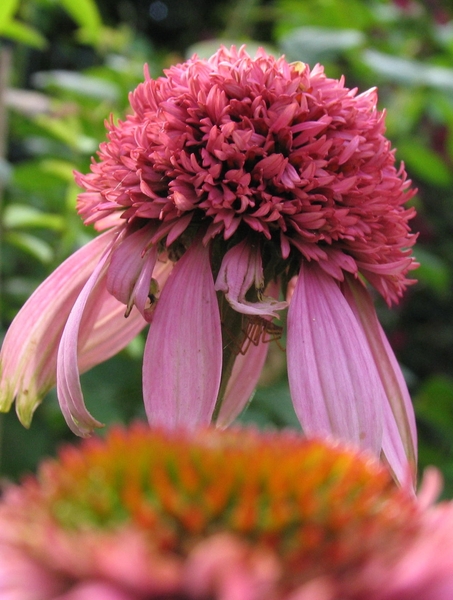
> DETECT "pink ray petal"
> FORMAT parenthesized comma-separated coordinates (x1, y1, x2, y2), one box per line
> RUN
(215, 239, 287, 318)
(287, 262, 385, 455)
(342, 274, 417, 482)
(79, 259, 173, 372)
(216, 340, 269, 427)
(57, 239, 154, 436)
(143, 240, 222, 427)
(380, 409, 414, 487)
(77, 293, 145, 374)
(0, 231, 116, 427)
(57, 249, 116, 436)
(106, 223, 159, 321)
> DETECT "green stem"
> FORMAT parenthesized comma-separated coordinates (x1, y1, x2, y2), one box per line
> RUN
(212, 296, 245, 422)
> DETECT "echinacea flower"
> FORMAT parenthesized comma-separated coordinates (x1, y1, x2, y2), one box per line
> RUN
(0, 425, 416, 599)
(0, 425, 450, 600)
(0, 46, 417, 481)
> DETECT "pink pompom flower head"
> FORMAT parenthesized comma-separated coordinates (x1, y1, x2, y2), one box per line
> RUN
(0, 46, 417, 482)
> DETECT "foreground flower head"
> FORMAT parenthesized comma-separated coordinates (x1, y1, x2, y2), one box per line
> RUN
(0, 425, 439, 600)
(0, 46, 417, 481)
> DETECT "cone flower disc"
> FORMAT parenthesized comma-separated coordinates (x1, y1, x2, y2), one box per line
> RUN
(0, 46, 418, 481)
(0, 425, 437, 600)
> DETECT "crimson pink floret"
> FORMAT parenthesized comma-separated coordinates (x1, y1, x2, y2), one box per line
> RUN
(76, 46, 416, 305)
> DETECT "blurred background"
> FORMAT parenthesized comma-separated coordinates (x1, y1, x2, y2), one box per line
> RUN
(1, 0, 453, 493)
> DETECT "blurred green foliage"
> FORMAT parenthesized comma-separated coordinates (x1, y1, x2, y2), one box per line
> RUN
(1, 0, 453, 495)
(0, 0, 46, 48)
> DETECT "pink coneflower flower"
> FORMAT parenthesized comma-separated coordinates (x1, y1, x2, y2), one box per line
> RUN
(1, 426, 451, 600)
(0, 46, 417, 481)
(0, 425, 424, 600)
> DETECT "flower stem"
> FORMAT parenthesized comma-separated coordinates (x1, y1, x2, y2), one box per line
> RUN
(212, 296, 244, 422)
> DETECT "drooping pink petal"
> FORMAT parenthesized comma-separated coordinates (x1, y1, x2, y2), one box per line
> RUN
(215, 239, 287, 318)
(142, 240, 222, 427)
(287, 262, 386, 455)
(0, 231, 116, 427)
(56, 246, 176, 436)
(77, 290, 146, 374)
(106, 223, 159, 321)
(380, 403, 414, 488)
(57, 241, 151, 436)
(216, 340, 269, 427)
(57, 250, 115, 436)
(79, 258, 173, 372)
(342, 274, 417, 482)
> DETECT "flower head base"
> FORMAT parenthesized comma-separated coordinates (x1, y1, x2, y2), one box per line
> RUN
(0, 46, 418, 483)
(0, 426, 424, 599)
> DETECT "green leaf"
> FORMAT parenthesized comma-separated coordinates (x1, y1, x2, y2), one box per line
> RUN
(3, 204, 65, 231)
(59, 0, 102, 31)
(4, 231, 54, 263)
(40, 159, 77, 182)
(1, 19, 47, 48)
(415, 375, 453, 434)
(415, 374, 453, 494)
(59, 0, 102, 40)
(397, 141, 453, 187)
(363, 50, 453, 91)
(0, 0, 18, 29)
(384, 89, 427, 138)
(33, 114, 97, 153)
(33, 70, 119, 101)
(239, 381, 301, 429)
(413, 247, 451, 295)
(0, 410, 62, 477)
(12, 160, 67, 195)
(280, 27, 365, 63)
(274, 0, 373, 36)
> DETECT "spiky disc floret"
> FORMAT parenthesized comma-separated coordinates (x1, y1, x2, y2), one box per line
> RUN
(76, 46, 416, 304)
(0, 425, 419, 595)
